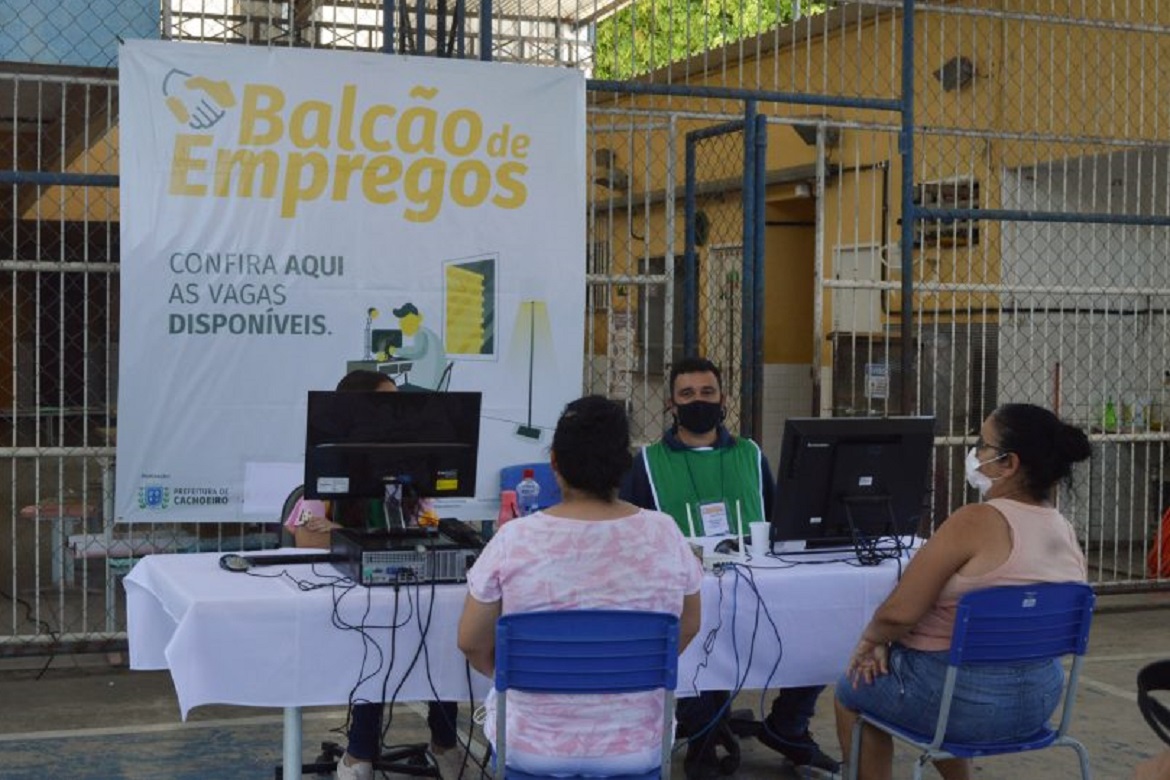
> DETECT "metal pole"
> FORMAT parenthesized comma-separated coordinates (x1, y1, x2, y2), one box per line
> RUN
(741, 101, 757, 438)
(752, 111, 767, 443)
(684, 136, 698, 357)
(415, 0, 425, 54)
(382, 0, 394, 53)
(479, 0, 492, 60)
(899, 0, 917, 414)
(812, 125, 827, 416)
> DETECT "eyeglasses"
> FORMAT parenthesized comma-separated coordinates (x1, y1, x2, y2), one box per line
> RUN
(974, 436, 1008, 454)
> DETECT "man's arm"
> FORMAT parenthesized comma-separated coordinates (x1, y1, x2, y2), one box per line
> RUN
(759, 451, 775, 520)
(619, 448, 658, 510)
(678, 591, 702, 652)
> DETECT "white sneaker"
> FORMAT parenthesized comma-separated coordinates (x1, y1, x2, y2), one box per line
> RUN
(335, 751, 374, 780)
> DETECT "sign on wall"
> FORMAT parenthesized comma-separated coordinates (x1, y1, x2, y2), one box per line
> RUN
(117, 40, 585, 522)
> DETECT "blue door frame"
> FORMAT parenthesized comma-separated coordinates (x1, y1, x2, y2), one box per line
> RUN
(683, 103, 767, 440)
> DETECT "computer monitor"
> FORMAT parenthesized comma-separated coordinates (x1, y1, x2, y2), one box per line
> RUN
(771, 416, 935, 550)
(304, 390, 481, 500)
(371, 328, 402, 355)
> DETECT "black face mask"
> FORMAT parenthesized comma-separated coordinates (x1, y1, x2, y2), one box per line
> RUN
(674, 400, 723, 435)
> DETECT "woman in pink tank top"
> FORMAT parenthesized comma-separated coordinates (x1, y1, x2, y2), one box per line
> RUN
(834, 403, 1092, 780)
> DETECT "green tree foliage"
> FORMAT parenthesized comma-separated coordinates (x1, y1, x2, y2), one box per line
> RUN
(593, 0, 826, 80)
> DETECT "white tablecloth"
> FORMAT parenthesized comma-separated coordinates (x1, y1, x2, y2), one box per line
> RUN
(126, 548, 909, 717)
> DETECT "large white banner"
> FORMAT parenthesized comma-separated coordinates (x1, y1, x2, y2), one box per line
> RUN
(117, 41, 585, 522)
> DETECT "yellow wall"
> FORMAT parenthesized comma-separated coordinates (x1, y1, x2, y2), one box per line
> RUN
(589, 1, 1170, 368)
(763, 198, 815, 364)
(18, 125, 120, 222)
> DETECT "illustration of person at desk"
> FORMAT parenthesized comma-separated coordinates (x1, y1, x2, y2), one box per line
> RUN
(382, 302, 447, 391)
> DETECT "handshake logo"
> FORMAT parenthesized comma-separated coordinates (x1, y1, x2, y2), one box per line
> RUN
(162, 69, 236, 130)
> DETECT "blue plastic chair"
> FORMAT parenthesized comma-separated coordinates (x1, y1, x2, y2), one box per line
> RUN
(499, 462, 562, 509)
(848, 582, 1096, 780)
(493, 610, 680, 780)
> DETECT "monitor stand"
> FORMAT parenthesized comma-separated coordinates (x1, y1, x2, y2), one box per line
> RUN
(841, 494, 910, 566)
(773, 496, 912, 562)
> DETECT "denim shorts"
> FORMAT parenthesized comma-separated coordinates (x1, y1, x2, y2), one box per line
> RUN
(835, 643, 1064, 743)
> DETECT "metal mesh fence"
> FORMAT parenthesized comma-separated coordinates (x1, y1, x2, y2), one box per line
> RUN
(919, 6, 1170, 588)
(582, 106, 750, 447)
(584, 108, 679, 446)
(689, 127, 747, 433)
(4, 0, 1170, 653)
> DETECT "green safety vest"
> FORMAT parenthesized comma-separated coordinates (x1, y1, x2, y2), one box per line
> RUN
(330, 498, 388, 529)
(642, 436, 766, 537)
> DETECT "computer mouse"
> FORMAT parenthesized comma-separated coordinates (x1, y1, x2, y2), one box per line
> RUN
(219, 553, 251, 573)
(714, 538, 740, 555)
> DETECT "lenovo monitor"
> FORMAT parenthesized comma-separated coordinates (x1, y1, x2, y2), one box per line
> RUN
(771, 416, 935, 551)
(304, 390, 481, 500)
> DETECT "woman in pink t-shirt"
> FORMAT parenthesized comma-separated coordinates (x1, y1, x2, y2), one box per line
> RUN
(834, 404, 1092, 780)
(458, 395, 704, 776)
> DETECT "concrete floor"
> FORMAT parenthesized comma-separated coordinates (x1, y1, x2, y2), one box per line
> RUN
(0, 593, 1167, 779)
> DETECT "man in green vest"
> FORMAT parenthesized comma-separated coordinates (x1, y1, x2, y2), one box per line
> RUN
(620, 357, 839, 778)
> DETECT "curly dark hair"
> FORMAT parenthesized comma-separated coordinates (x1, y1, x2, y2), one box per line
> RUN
(993, 403, 1092, 501)
(551, 395, 633, 499)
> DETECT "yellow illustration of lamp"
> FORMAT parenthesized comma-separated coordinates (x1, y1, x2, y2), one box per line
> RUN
(510, 300, 551, 440)
(364, 307, 379, 359)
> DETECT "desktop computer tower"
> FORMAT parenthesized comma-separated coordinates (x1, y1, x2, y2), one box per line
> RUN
(330, 523, 483, 586)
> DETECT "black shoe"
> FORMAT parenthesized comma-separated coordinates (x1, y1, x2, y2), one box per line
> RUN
(757, 723, 841, 773)
(683, 738, 722, 780)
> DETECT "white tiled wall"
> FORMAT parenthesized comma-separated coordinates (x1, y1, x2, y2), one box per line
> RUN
(760, 363, 815, 467)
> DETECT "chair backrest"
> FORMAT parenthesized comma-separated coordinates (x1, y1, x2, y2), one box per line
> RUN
(924, 581, 1095, 750)
(276, 484, 305, 548)
(437, 361, 454, 391)
(948, 581, 1095, 666)
(494, 610, 679, 778)
(498, 462, 561, 509)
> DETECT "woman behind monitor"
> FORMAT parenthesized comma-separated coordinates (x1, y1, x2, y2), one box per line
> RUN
(834, 403, 1092, 780)
(286, 369, 396, 549)
(457, 395, 703, 776)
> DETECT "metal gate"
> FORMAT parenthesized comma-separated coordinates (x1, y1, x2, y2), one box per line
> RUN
(583, 106, 765, 447)
(5, 0, 1170, 656)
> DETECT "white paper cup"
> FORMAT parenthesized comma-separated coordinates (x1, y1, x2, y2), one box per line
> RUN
(750, 521, 770, 553)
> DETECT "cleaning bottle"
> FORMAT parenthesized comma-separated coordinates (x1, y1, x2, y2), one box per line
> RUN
(1103, 398, 1118, 431)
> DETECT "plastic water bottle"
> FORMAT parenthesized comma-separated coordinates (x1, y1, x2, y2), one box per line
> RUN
(515, 469, 541, 516)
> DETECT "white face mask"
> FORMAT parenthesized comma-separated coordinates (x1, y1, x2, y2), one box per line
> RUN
(965, 446, 1007, 497)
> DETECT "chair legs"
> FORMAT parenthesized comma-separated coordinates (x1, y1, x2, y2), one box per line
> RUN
(850, 722, 1094, 780)
(848, 718, 862, 780)
(1067, 738, 1093, 780)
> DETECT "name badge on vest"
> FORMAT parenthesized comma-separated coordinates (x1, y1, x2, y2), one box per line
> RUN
(700, 501, 731, 536)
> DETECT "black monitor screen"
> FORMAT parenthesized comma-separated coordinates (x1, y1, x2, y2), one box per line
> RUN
(371, 328, 402, 354)
(304, 390, 481, 499)
(771, 416, 935, 548)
